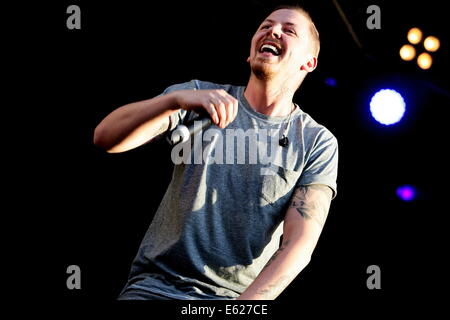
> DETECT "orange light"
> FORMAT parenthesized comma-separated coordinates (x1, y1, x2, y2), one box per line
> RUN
(417, 52, 432, 69)
(400, 44, 416, 61)
(407, 28, 423, 44)
(424, 36, 440, 52)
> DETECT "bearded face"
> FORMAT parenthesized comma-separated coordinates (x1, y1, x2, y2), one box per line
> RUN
(248, 9, 316, 82)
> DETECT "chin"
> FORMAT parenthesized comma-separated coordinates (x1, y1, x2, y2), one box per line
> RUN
(251, 62, 277, 81)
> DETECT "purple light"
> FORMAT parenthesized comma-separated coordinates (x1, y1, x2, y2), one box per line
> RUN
(396, 185, 416, 201)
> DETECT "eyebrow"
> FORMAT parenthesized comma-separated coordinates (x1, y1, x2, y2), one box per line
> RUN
(262, 19, 297, 27)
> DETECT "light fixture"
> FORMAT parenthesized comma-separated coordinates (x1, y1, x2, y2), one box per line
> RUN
(417, 52, 433, 70)
(369, 89, 406, 125)
(407, 28, 422, 45)
(399, 44, 416, 61)
(423, 36, 440, 52)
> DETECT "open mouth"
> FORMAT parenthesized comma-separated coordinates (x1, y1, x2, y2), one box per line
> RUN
(259, 42, 282, 56)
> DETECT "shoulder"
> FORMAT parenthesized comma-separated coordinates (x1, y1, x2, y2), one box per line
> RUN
(162, 79, 243, 97)
(193, 79, 242, 94)
(162, 79, 241, 95)
(296, 109, 338, 148)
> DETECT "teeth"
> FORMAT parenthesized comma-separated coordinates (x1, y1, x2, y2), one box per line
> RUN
(261, 44, 280, 55)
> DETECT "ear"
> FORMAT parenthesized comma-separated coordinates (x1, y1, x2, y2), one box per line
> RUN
(300, 56, 318, 72)
(247, 56, 250, 63)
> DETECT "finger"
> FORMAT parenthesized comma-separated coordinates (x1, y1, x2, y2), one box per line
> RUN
(215, 90, 238, 127)
(214, 98, 227, 128)
(216, 90, 237, 125)
(229, 96, 239, 124)
(205, 102, 219, 125)
(221, 96, 234, 127)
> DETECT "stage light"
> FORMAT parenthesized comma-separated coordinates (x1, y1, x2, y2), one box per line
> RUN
(399, 44, 416, 61)
(369, 89, 406, 125)
(424, 36, 440, 52)
(401, 28, 437, 70)
(407, 27, 422, 44)
(417, 52, 433, 69)
(324, 77, 337, 87)
(396, 185, 416, 201)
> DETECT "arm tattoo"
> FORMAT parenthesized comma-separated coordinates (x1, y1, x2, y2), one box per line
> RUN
(262, 239, 290, 271)
(256, 275, 291, 299)
(290, 185, 332, 228)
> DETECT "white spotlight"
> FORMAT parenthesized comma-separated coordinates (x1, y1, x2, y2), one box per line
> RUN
(369, 89, 406, 125)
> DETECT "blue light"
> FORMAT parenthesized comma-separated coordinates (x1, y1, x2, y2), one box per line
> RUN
(396, 185, 416, 201)
(369, 89, 406, 125)
(324, 77, 337, 87)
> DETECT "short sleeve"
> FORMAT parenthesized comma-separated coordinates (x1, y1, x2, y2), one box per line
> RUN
(158, 80, 199, 131)
(297, 130, 339, 199)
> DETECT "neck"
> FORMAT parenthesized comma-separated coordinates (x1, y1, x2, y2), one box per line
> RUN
(244, 73, 299, 117)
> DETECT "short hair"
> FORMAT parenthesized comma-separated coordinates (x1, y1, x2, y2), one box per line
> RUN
(272, 4, 320, 57)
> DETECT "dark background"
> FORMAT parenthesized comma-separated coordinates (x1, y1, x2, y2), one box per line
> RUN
(18, 0, 448, 312)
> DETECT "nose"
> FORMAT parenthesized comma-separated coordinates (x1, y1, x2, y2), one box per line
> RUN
(268, 24, 282, 38)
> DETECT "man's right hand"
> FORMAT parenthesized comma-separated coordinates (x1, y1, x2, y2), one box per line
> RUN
(173, 89, 239, 129)
(94, 88, 239, 153)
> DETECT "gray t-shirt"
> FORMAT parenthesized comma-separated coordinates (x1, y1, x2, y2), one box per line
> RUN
(120, 80, 338, 300)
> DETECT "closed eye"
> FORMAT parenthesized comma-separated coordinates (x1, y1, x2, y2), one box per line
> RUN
(285, 28, 296, 35)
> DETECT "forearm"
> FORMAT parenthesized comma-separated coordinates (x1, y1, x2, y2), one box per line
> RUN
(236, 238, 311, 300)
(93, 92, 180, 153)
(238, 185, 333, 300)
